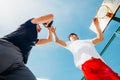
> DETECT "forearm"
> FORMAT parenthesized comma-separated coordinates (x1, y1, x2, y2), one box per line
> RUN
(52, 32, 59, 42)
(47, 30, 52, 42)
(32, 14, 54, 24)
(53, 32, 67, 47)
(35, 30, 52, 45)
(92, 18, 104, 44)
(94, 21, 103, 40)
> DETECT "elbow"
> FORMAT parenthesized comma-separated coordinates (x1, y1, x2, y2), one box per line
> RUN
(55, 39, 59, 43)
(99, 37, 104, 42)
(98, 35, 104, 42)
(54, 39, 58, 43)
(48, 14, 54, 20)
(51, 14, 54, 18)
(93, 34, 104, 44)
(48, 38, 52, 43)
(98, 33, 104, 41)
(100, 34, 104, 41)
(50, 39, 52, 43)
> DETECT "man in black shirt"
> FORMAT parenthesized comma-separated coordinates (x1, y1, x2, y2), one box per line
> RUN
(0, 14, 54, 80)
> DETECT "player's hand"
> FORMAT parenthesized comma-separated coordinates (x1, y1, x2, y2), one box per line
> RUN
(93, 17, 98, 22)
(93, 17, 99, 27)
(50, 27, 56, 33)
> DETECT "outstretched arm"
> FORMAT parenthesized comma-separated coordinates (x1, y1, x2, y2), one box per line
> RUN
(35, 27, 52, 45)
(31, 14, 54, 26)
(51, 27, 67, 47)
(92, 18, 104, 44)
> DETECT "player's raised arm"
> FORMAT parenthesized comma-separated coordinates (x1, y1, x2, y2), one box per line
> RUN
(35, 27, 52, 45)
(92, 18, 104, 44)
(51, 27, 67, 47)
(31, 14, 54, 26)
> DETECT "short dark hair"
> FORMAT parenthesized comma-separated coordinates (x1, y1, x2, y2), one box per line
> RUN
(68, 33, 79, 40)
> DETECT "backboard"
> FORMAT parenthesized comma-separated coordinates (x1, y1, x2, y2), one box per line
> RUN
(90, 0, 120, 33)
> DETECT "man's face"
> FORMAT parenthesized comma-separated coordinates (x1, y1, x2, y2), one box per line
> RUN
(69, 35, 78, 41)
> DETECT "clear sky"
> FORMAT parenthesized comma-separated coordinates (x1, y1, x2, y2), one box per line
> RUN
(0, 0, 120, 80)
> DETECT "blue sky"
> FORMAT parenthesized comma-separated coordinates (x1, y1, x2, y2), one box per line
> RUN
(0, 0, 120, 80)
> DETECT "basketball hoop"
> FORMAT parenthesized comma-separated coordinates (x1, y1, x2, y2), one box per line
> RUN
(96, 5, 113, 19)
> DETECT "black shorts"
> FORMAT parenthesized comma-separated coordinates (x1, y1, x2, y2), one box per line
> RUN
(0, 39, 36, 80)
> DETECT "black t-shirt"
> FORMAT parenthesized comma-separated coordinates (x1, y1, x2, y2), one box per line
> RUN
(2, 18, 38, 64)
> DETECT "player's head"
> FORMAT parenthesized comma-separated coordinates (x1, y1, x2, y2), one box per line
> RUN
(68, 33, 79, 41)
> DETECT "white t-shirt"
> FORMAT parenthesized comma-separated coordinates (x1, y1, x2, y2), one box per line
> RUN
(65, 39, 103, 68)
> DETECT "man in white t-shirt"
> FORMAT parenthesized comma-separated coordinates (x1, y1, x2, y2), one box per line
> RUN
(51, 18, 120, 80)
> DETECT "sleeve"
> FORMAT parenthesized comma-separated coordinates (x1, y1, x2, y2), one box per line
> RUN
(20, 18, 37, 28)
